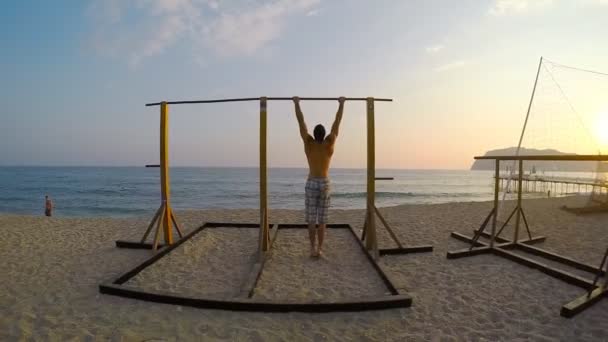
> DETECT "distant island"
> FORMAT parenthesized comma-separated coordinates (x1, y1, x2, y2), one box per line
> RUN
(471, 147, 606, 172)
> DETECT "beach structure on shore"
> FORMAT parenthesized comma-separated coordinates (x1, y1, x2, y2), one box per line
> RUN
(448, 154, 608, 317)
(105, 96, 432, 312)
(448, 57, 608, 317)
(496, 173, 608, 198)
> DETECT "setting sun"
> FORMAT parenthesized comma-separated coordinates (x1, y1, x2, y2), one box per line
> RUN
(594, 111, 608, 149)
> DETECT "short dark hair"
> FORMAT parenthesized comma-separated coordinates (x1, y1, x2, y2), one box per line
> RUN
(313, 124, 326, 143)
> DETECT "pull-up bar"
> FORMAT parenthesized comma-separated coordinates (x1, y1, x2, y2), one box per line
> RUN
(138, 96, 390, 260)
(145, 97, 393, 107)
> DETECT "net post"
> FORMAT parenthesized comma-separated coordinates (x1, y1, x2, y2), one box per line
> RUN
(160, 102, 173, 245)
(513, 159, 524, 243)
(259, 97, 269, 255)
(365, 97, 379, 258)
(490, 159, 500, 248)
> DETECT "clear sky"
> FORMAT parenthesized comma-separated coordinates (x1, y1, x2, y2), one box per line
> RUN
(2, 0, 608, 169)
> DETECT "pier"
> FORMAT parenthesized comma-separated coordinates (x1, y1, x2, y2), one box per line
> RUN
(497, 173, 608, 199)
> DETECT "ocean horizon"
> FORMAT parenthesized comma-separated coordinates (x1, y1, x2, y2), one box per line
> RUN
(0, 166, 497, 218)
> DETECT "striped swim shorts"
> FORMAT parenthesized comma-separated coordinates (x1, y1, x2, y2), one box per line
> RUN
(305, 177, 331, 224)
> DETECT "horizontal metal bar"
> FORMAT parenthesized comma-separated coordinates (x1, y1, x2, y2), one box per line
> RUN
(145, 97, 393, 107)
(475, 155, 608, 161)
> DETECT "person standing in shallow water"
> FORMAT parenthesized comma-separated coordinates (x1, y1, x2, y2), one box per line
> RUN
(45, 195, 53, 217)
(292, 96, 345, 257)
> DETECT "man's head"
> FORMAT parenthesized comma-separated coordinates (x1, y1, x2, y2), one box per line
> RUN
(313, 124, 326, 143)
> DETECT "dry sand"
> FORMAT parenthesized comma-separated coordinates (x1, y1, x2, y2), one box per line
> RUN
(1, 197, 607, 341)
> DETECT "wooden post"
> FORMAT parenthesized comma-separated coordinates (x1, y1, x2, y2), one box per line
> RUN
(160, 102, 173, 245)
(259, 97, 269, 255)
(365, 98, 379, 257)
(513, 160, 524, 243)
(490, 159, 500, 248)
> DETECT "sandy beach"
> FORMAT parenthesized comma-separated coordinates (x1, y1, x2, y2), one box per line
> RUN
(1, 197, 607, 341)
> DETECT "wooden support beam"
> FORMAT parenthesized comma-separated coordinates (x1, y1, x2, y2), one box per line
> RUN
(258, 97, 270, 256)
(513, 160, 524, 243)
(490, 159, 500, 247)
(152, 206, 165, 251)
(170, 211, 184, 239)
(113, 223, 208, 284)
(468, 208, 495, 250)
(346, 225, 399, 295)
(100, 283, 412, 313)
(365, 98, 379, 258)
(115, 241, 166, 249)
(561, 285, 608, 318)
(491, 248, 595, 290)
(379, 246, 433, 255)
(140, 205, 163, 243)
(450, 232, 487, 247)
(446, 246, 492, 259)
(514, 243, 606, 275)
(160, 102, 174, 245)
(373, 206, 403, 249)
(473, 230, 547, 245)
(239, 225, 280, 298)
(494, 206, 518, 240)
(104, 222, 414, 313)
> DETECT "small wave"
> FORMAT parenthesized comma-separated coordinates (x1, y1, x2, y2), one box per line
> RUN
(332, 191, 487, 199)
(332, 191, 416, 199)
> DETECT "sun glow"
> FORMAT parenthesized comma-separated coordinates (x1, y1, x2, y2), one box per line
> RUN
(594, 111, 608, 150)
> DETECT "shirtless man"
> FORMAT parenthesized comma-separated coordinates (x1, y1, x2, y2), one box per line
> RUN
(45, 195, 53, 217)
(293, 96, 345, 257)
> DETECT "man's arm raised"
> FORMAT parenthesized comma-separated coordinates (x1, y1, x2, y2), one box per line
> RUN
(293, 97, 310, 141)
(328, 97, 346, 141)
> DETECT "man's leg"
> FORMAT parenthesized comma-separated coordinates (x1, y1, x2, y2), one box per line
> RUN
(305, 180, 318, 256)
(316, 182, 330, 256)
(308, 223, 317, 256)
(317, 223, 326, 256)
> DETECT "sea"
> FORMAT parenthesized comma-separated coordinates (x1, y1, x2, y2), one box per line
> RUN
(0, 167, 498, 218)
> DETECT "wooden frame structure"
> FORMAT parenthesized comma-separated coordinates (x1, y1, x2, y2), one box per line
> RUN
(562, 246, 608, 317)
(115, 96, 432, 259)
(102, 222, 412, 312)
(447, 154, 608, 317)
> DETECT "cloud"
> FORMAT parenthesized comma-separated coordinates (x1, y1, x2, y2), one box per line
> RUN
(425, 44, 444, 54)
(88, 0, 321, 67)
(203, 0, 320, 56)
(578, 0, 608, 4)
(306, 8, 321, 16)
(488, 0, 554, 16)
(434, 60, 466, 72)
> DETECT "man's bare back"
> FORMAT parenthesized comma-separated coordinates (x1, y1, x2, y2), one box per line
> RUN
(303, 134, 335, 178)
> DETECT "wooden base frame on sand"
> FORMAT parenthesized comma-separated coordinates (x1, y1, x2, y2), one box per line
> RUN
(360, 205, 433, 256)
(115, 201, 183, 251)
(100, 222, 413, 313)
(448, 156, 608, 318)
(561, 247, 608, 317)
